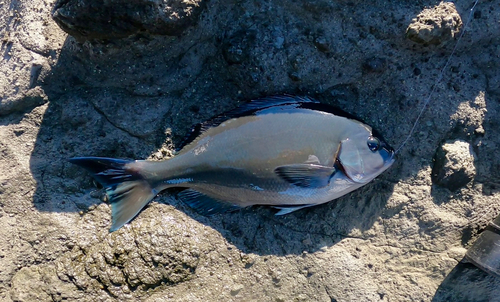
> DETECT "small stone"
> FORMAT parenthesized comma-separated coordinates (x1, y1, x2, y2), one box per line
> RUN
(313, 36, 330, 53)
(288, 72, 302, 82)
(275, 296, 286, 302)
(431, 139, 477, 191)
(475, 126, 485, 135)
(230, 284, 243, 296)
(274, 36, 284, 49)
(406, 2, 462, 45)
(29, 63, 43, 88)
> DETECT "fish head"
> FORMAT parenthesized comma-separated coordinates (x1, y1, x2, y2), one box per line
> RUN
(336, 128, 395, 184)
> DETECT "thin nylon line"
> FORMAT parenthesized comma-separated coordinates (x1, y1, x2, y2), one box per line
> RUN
(395, 0, 480, 154)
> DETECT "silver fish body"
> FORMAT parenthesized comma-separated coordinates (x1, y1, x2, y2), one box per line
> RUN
(70, 96, 395, 231)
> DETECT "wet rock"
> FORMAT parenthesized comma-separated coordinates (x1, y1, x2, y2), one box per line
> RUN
(432, 140, 477, 191)
(406, 2, 462, 46)
(52, 0, 206, 40)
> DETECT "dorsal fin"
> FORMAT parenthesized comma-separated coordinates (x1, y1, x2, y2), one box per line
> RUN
(176, 95, 317, 151)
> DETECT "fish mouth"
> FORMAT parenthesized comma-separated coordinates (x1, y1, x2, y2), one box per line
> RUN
(383, 145, 396, 166)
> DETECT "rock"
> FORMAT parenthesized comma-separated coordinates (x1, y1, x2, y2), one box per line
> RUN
(362, 57, 387, 73)
(223, 30, 256, 65)
(432, 140, 477, 191)
(406, 2, 462, 46)
(10, 265, 82, 301)
(0, 87, 48, 116)
(86, 90, 173, 138)
(230, 284, 244, 296)
(51, 0, 206, 40)
(52, 206, 207, 299)
(3, 0, 500, 301)
(323, 84, 359, 105)
(288, 72, 301, 82)
(313, 36, 330, 53)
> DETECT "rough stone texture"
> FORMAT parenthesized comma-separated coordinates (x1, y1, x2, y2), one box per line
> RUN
(0, 0, 65, 116)
(432, 140, 477, 191)
(406, 2, 463, 46)
(11, 204, 212, 300)
(52, 0, 206, 40)
(1, 0, 500, 301)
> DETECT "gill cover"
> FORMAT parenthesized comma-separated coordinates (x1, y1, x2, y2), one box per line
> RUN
(338, 131, 394, 183)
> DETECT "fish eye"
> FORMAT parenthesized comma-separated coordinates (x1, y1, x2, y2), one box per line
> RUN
(367, 136, 380, 152)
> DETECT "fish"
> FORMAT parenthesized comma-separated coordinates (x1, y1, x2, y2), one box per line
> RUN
(69, 95, 395, 232)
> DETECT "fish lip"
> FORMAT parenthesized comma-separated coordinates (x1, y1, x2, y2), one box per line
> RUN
(385, 146, 396, 165)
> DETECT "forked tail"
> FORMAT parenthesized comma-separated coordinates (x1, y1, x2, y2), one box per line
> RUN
(69, 157, 158, 232)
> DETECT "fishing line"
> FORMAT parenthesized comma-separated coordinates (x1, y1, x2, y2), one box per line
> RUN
(394, 0, 480, 155)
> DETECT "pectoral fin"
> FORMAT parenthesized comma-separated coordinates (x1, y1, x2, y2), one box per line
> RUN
(274, 164, 336, 188)
(177, 189, 241, 215)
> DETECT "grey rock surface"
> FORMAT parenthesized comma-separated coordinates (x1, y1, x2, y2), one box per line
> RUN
(52, 0, 206, 40)
(1, 0, 500, 301)
(432, 140, 477, 191)
(406, 2, 462, 46)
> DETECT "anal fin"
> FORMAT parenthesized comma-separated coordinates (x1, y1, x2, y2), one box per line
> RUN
(177, 189, 241, 216)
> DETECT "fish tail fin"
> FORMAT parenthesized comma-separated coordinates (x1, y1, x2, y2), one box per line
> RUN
(69, 157, 158, 232)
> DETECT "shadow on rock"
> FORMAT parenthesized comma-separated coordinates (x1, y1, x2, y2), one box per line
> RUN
(23, 0, 412, 260)
(28, 37, 175, 214)
(26, 34, 397, 257)
(165, 177, 396, 256)
(431, 261, 500, 302)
